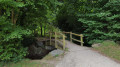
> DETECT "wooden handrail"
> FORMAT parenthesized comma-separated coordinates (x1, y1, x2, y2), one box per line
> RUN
(48, 31, 84, 50)
(72, 33, 83, 37)
(56, 32, 67, 38)
(48, 32, 66, 50)
(63, 32, 70, 34)
(72, 38, 84, 43)
(63, 32, 84, 46)
(55, 32, 66, 50)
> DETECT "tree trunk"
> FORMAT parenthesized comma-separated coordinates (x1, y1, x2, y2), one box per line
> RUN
(41, 25, 43, 36)
(44, 26, 46, 37)
(14, 14, 18, 24)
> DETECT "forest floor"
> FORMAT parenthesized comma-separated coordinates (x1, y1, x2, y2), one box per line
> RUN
(55, 40, 120, 67)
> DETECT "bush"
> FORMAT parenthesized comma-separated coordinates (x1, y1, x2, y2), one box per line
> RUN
(78, 0, 120, 44)
(0, 17, 31, 62)
(0, 44, 28, 62)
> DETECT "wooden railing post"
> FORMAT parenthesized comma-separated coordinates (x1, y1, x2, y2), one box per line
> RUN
(70, 32, 72, 42)
(55, 32, 57, 48)
(81, 34, 83, 46)
(50, 32, 52, 45)
(63, 35, 65, 50)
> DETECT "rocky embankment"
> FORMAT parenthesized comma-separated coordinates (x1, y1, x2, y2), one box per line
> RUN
(27, 39, 56, 59)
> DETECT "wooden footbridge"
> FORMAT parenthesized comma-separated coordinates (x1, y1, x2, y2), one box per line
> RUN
(39, 32, 84, 50)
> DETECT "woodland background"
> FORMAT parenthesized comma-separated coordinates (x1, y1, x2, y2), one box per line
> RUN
(0, 0, 120, 62)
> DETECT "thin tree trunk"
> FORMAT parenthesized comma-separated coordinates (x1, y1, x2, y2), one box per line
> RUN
(44, 26, 46, 37)
(14, 14, 18, 24)
(41, 25, 43, 36)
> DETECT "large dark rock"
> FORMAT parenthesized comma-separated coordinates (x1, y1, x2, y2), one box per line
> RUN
(36, 41, 44, 48)
(45, 45, 56, 51)
(27, 44, 49, 59)
(26, 40, 56, 59)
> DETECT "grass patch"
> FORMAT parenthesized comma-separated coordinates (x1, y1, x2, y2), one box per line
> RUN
(94, 40, 120, 61)
(65, 48, 69, 52)
(43, 54, 55, 60)
(0, 59, 42, 67)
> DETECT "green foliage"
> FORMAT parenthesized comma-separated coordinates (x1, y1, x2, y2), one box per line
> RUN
(78, 0, 120, 44)
(88, 40, 103, 44)
(0, 44, 28, 62)
(0, 0, 62, 62)
(0, 16, 31, 62)
(56, 0, 120, 45)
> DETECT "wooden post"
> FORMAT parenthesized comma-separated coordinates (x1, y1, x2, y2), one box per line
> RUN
(50, 32, 52, 45)
(80, 36, 81, 45)
(55, 32, 57, 48)
(63, 35, 65, 50)
(70, 32, 72, 42)
(81, 34, 83, 46)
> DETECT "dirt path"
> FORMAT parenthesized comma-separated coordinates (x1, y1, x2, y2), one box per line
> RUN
(56, 41, 120, 67)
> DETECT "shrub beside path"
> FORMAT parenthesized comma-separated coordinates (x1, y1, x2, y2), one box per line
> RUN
(56, 40, 120, 67)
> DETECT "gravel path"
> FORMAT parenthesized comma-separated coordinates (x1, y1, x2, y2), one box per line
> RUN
(56, 41, 120, 67)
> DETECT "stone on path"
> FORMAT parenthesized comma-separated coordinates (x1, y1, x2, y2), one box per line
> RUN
(50, 49, 64, 56)
(92, 43, 101, 47)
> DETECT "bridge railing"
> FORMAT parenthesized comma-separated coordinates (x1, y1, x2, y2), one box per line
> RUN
(55, 32, 66, 50)
(63, 32, 84, 46)
(46, 31, 84, 50)
(49, 32, 66, 50)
